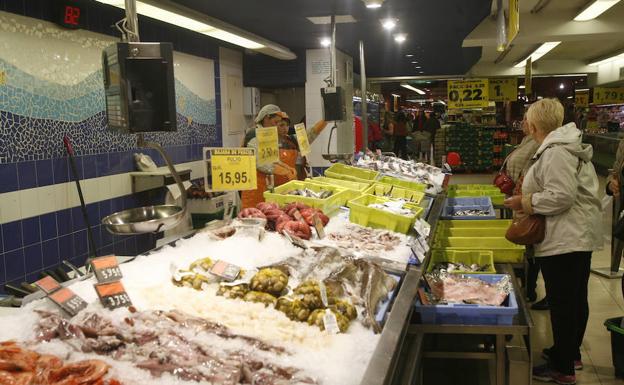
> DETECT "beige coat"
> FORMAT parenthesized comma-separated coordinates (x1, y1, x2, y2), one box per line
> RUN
(505, 135, 540, 184)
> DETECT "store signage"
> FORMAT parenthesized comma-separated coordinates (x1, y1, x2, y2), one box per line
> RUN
(447, 79, 490, 109)
(55, 0, 84, 29)
(507, 0, 519, 45)
(488, 78, 518, 102)
(525, 57, 532, 96)
(593, 87, 624, 105)
(49, 287, 88, 316)
(209, 148, 258, 192)
(90, 255, 123, 283)
(256, 126, 280, 166)
(294, 123, 311, 157)
(94, 281, 132, 310)
(575, 90, 589, 108)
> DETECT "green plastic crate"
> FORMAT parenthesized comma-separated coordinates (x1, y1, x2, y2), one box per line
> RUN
(363, 183, 425, 204)
(348, 194, 423, 234)
(426, 250, 496, 274)
(308, 177, 371, 191)
(263, 180, 349, 214)
(324, 163, 379, 183)
(432, 237, 525, 263)
(377, 175, 428, 191)
(436, 219, 512, 229)
(447, 184, 505, 205)
(436, 227, 508, 238)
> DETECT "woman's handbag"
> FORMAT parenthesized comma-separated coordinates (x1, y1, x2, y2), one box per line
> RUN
(493, 157, 515, 195)
(505, 214, 546, 245)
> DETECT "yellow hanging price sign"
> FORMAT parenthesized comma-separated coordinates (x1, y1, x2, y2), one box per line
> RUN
(575, 90, 589, 108)
(294, 123, 311, 157)
(488, 78, 517, 102)
(209, 148, 257, 191)
(256, 126, 279, 166)
(593, 87, 624, 105)
(447, 79, 489, 109)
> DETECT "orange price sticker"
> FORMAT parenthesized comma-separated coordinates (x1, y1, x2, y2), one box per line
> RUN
(94, 281, 132, 310)
(35, 275, 61, 294)
(49, 287, 87, 316)
(90, 255, 123, 283)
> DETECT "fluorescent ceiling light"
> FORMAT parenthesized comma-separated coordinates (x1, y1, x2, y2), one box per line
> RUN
(519, 85, 526, 89)
(394, 33, 406, 43)
(576, 88, 590, 92)
(415, 66, 421, 69)
(589, 52, 624, 66)
(405, 54, 414, 57)
(391, 93, 401, 97)
(320, 37, 331, 47)
(514, 42, 561, 67)
(363, 0, 384, 8)
(567, 96, 573, 99)
(574, 0, 620, 21)
(95, 0, 264, 49)
(307, 15, 357, 24)
(381, 18, 397, 30)
(411, 61, 417, 64)
(401, 84, 426, 95)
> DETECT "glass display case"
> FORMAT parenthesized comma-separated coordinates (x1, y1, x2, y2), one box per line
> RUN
(583, 132, 624, 175)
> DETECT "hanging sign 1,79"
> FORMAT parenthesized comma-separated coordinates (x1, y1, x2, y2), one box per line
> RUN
(593, 87, 624, 105)
(256, 126, 280, 166)
(210, 148, 258, 191)
(447, 79, 490, 109)
(488, 78, 517, 102)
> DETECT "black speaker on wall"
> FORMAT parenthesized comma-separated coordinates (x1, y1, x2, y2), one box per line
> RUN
(321, 86, 346, 122)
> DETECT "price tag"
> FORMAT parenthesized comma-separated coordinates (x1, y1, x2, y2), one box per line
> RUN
(318, 281, 329, 307)
(94, 281, 132, 310)
(35, 275, 62, 294)
(410, 242, 426, 263)
(488, 78, 517, 102)
(323, 309, 340, 334)
(294, 123, 311, 157)
(49, 287, 88, 316)
(256, 126, 279, 166)
(313, 214, 326, 239)
(447, 79, 490, 109)
(593, 87, 624, 105)
(282, 229, 308, 249)
(209, 260, 241, 281)
(209, 148, 258, 192)
(413, 219, 431, 239)
(292, 209, 306, 223)
(575, 90, 589, 107)
(90, 255, 123, 283)
(417, 235, 430, 253)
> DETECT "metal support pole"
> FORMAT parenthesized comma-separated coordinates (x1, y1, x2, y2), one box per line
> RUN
(359, 40, 368, 151)
(124, 0, 140, 42)
(330, 15, 336, 87)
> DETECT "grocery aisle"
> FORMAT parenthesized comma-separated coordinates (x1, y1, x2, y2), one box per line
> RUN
(451, 173, 622, 385)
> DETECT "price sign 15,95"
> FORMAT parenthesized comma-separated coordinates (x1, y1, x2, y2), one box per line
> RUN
(210, 148, 258, 192)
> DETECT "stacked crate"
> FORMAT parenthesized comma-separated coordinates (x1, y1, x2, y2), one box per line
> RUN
(435, 125, 448, 166)
(445, 123, 495, 172)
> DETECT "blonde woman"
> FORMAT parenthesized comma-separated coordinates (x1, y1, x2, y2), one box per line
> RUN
(505, 98, 601, 385)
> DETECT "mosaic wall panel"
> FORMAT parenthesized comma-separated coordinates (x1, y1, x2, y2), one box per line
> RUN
(0, 11, 220, 163)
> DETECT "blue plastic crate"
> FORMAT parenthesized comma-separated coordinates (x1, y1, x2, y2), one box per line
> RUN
(441, 197, 496, 220)
(445, 197, 493, 207)
(414, 274, 518, 325)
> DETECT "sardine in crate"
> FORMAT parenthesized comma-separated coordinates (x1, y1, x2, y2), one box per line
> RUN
(263, 180, 349, 214)
(415, 274, 518, 325)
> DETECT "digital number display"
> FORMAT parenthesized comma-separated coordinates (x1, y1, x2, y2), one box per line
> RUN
(55, 1, 84, 29)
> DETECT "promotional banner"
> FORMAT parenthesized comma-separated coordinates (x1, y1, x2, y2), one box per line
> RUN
(447, 79, 490, 109)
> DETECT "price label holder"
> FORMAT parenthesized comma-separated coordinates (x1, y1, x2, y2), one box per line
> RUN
(417, 235, 430, 253)
(256, 126, 279, 166)
(575, 89, 589, 108)
(292, 209, 306, 223)
(488, 78, 517, 102)
(90, 255, 122, 283)
(413, 219, 431, 239)
(205, 148, 258, 192)
(593, 87, 624, 105)
(447, 79, 490, 109)
(294, 123, 311, 157)
(209, 260, 241, 281)
(94, 281, 132, 310)
(35, 275, 62, 294)
(323, 309, 340, 334)
(282, 230, 308, 249)
(49, 287, 88, 316)
(313, 214, 325, 239)
(410, 241, 426, 264)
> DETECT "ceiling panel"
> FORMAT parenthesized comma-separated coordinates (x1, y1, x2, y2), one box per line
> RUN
(170, 0, 491, 77)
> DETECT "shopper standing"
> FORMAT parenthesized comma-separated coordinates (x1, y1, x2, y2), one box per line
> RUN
(607, 138, 624, 300)
(390, 110, 409, 159)
(505, 98, 602, 385)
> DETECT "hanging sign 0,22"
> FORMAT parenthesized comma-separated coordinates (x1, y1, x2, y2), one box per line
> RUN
(447, 79, 490, 109)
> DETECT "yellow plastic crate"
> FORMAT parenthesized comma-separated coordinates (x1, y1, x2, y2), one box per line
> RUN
(377, 175, 427, 192)
(347, 194, 423, 234)
(263, 180, 349, 214)
(363, 183, 425, 204)
(307, 177, 369, 202)
(324, 163, 379, 183)
(427, 250, 496, 274)
(432, 237, 525, 263)
(436, 227, 508, 238)
(447, 189, 505, 205)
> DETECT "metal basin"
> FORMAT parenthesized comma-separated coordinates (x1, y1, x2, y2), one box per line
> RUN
(102, 205, 184, 234)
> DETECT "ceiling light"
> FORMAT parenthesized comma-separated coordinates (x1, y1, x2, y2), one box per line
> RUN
(559, 83, 565, 89)
(574, 0, 620, 21)
(405, 54, 414, 57)
(589, 52, 624, 66)
(519, 85, 526, 89)
(567, 96, 573, 99)
(514, 42, 561, 67)
(391, 93, 400, 97)
(415, 66, 421, 69)
(576, 88, 590, 92)
(94, 0, 267, 50)
(419, 71, 424, 74)
(363, 0, 384, 9)
(320, 37, 331, 47)
(394, 33, 406, 43)
(381, 18, 397, 30)
(401, 84, 426, 95)
(438, 100, 446, 105)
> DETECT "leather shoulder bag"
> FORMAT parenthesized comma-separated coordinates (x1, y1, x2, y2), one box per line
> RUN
(493, 156, 515, 196)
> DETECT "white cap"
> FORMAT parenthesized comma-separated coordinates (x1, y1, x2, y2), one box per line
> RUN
(255, 104, 282, 124)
